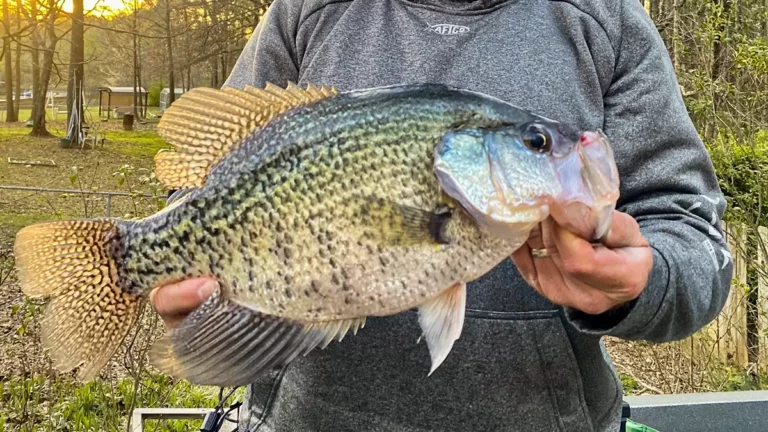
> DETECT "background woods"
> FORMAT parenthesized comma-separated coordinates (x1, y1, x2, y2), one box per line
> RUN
(0, 0, 768, 430)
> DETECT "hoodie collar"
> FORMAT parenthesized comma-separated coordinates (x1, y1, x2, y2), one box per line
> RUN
(405, 0, 511, 11)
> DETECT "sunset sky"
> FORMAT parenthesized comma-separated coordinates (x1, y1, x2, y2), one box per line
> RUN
(61, 0, 138, 16)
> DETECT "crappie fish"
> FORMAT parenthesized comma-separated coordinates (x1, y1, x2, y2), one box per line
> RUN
(13, 82, 619, 386)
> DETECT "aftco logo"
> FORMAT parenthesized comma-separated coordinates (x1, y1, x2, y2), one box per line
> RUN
(426, 24, 471, 35)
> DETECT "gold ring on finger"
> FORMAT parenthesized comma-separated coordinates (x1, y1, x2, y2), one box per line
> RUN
(531, 248, 550, 259)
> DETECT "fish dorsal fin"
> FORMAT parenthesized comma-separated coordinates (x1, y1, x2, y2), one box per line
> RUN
(154, 81, 339, 190)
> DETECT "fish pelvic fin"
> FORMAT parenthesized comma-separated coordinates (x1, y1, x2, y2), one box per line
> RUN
(149, 285, 365, 387)
(13, 219, 140, 381)
(418, 282, 467, 376)
(154, 81, 340, 189)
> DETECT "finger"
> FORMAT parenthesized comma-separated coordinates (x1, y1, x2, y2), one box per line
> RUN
(511, 242, 539, 289)
(553, 221, 649, 288)
(527, 219, 571, 296)
(599, 212, 648, 249)
(150, 277, 218, 327)
(526, 223, 546, 250)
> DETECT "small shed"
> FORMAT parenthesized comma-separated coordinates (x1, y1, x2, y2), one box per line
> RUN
(159, 88, 185, 112)
(98, 86, 148, 119)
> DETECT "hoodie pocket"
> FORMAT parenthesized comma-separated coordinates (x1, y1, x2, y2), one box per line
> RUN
(246, 309, 595, 432)
(459, 309, 595, 432)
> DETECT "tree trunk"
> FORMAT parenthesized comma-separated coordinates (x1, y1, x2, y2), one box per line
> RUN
(712, 0, 732, 82)
(30, 44, 55, 137)
(137, 37, 144, 118)
(211, 58, 218, 88)
(132, 0, 139, 121)
(30, 0, 58, 137)
(166, 0, 175, 105)
(209, 0, 219, 88)
(66, 0, 84, 145)
(707, 0, 732, 141)
(650, 0, 660, 21)
(3, 0, 18, 122)
(29, 0, 40, 123)
(672, 0, 679, 71)
(764, 0, 768, 37)
(221, 54, 227, 85)
(14, 0, 21, 118)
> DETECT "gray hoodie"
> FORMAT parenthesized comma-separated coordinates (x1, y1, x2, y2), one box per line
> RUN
(213, 1, 734, 430)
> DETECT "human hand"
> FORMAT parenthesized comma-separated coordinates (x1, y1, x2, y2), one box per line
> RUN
(511, 211, 652, 315)
(149, 278, 218, 328)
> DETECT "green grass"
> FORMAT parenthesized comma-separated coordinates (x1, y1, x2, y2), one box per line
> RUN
(0, 212, 62, 229)
(104, 130, 171, 158)
(3, 106, 162, 125)
(0, 127, 33, 140)
(619, 373, 640, 394)
(0, 372, 244, 431)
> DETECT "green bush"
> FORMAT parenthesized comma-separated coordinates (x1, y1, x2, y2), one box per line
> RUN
(706, 130, 768, 225)
(147, 80, 163, 107)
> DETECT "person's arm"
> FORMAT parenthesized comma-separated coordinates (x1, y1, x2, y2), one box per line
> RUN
(561, 0, 733, 342)
(223, 0, 302, 90)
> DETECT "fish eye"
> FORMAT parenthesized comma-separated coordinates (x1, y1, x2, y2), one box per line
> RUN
(522, 125, 552, 153)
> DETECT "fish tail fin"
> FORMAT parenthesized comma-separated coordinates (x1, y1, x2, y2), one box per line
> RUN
(13, 219, 141, 381)
(149, 285, 366, 386)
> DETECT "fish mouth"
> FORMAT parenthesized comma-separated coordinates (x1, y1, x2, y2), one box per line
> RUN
(471, 202, 550, 239)
(550, 130, 620, 241)
(485, 203, 550, 225)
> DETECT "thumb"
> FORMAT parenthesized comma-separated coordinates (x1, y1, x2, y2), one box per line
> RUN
(150, 277, 218, 328)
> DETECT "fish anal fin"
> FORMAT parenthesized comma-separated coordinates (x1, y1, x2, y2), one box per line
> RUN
(154, 82, 339, 189)
(148, 286, 364, 387)
(417, 282, 467, 376)
(305, 317, 368, 348)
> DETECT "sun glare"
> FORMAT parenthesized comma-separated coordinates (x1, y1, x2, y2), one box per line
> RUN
(61, 0, 136, 16)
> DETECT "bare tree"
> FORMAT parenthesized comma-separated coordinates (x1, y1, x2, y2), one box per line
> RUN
(66, 0, 84, 144)
(3, 0, 18, 122)
(131, 0, 141, 121)
(164, 0, 175, 104)
(28, 0, 66, 136)
(14, 0, 21, 118)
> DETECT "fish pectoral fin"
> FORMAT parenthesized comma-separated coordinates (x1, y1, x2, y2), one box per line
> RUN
(305, 317, 368, 348)
(417, 282, 467, 376)
(149, 288, 330, 387)
(358, 196, 454, 246)
(154, 81, 339, 189)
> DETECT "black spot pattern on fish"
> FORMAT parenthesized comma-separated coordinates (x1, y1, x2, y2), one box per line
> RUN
(111, 87, 524, 324)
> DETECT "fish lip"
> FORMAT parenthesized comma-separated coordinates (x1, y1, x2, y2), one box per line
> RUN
(549, 129, 620, 241)
(487, 203, 550, 224)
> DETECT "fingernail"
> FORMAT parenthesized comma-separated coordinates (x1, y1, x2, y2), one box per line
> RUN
(198, 280, 218, 300)
(149, 287, 158, 304)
